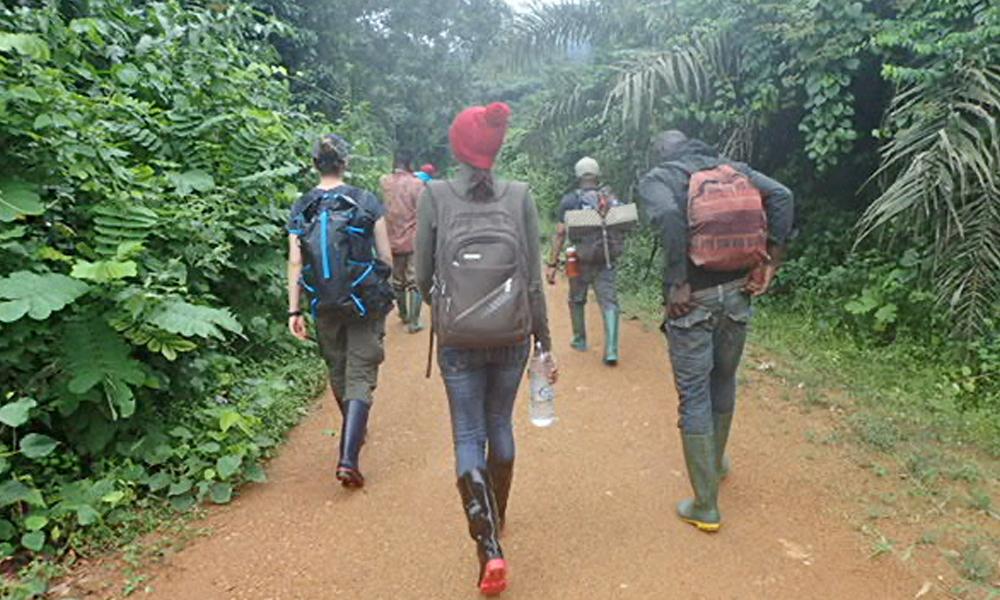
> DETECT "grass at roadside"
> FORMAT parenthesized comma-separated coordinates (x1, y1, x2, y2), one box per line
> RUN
(745, 304, 998, 597)
(751, 304, 1000, 456)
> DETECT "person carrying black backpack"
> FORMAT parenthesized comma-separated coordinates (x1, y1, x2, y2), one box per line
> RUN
(286, 134, 395, 489)
(415, 102, 557, 596)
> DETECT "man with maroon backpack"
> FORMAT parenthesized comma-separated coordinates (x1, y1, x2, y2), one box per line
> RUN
(638, 130, 794, 532)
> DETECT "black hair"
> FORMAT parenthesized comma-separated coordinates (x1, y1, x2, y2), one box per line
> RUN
(469, 168, 495, 203)
(314, 136, 347, 176)
(393, 150, 413, 171)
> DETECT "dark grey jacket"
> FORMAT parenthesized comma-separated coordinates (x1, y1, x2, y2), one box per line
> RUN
(638, 139, 794, 300)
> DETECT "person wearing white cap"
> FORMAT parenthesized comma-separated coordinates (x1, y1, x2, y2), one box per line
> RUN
(545, 156, 630, 365)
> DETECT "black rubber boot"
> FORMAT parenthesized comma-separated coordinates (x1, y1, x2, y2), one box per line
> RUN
(336, 400, 370, 488)
(487, 458, 514, 532)
(457, 469, 508, 596)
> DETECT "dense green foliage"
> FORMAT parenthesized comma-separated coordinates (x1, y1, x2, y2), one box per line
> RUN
(0, 0, 997, 591)
(254, 0, 510, 163)
(497, 0, 998, 413)
(504, 0, 998, 341)
(0, 0, 386, 570)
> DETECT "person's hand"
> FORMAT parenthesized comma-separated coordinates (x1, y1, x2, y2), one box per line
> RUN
(666, 282, 694, 319)
(288, 314, 308, 341)
(544, 353, 559, 384)
(745, 263, 777, 297)
(545, 265, 558, 285)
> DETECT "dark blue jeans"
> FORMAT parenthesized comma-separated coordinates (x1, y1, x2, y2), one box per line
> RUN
(663, 281, 751, 434)
(569, 263, 618, 311)
(438, 342, 531, 476)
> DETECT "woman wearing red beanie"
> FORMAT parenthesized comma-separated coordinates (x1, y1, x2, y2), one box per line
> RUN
(416, 103, 557, 596)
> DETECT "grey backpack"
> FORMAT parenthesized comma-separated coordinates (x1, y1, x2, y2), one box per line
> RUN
(427, 179, 532, 348)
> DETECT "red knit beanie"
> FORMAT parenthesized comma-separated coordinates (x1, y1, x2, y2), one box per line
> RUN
(448, 102, 512, 170)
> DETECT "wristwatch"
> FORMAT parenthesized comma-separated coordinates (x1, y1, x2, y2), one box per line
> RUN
(287, 310, 302, 317)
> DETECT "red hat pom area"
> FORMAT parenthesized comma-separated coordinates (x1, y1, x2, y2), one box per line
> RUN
(484, 102, 511, 127)
(449, 102, 512, 170)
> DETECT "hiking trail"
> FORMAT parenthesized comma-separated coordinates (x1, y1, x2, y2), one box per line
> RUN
(62, 279, 922, 599)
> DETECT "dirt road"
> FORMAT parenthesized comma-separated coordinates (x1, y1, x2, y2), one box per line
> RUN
(71, 279, 922, 599)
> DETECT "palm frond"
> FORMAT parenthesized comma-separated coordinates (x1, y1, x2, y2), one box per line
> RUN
(505, 0, 611, 69)
(521, 68, 610, 151)
(504, 0, 681, 70)
(603, 33, 734, 130)
(859, 64, 1000, 337)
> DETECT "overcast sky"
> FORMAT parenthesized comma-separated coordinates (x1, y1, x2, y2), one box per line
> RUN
(506, 0, 553, 12)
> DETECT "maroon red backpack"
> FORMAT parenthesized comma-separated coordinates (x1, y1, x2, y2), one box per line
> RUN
(685, 164, 768, 271)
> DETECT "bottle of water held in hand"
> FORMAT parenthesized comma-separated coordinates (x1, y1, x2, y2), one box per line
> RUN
(529, 342, 556, 427)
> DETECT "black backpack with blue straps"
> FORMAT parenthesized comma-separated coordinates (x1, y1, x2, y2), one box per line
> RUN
(296, 187, 395, 320)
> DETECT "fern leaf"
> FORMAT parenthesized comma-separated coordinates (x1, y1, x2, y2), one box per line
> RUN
(148, 299, 243, 340)
(92, 204, 158, 256)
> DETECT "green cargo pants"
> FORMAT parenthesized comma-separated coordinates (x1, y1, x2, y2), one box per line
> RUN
(315, 310, 386, 404)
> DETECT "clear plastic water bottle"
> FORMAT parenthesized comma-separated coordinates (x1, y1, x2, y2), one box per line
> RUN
(529, 342, 556, 427)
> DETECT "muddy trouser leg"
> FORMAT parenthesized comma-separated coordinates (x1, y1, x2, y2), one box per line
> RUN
(663, 301, 716, 435)
(710, 288, 751, 477)
(664, 297, 722, 529)
(593, 266, 619, 312)
(343, 316, 387, 406)
(484, 343, 531, 529)
(332, 316, 386, 486)
(315, 312, 348, 415)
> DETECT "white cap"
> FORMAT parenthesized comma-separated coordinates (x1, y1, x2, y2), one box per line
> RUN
(574, 156, 600, 178)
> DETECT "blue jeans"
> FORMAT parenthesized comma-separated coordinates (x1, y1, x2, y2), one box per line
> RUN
(438, 342, 531, 476)
(663, 281, 751, 434)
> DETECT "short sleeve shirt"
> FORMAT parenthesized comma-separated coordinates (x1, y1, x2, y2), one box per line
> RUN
(286, 185, 385, 235)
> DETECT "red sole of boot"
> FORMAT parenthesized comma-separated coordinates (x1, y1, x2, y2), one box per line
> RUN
(336, 468, 364, 489)
(479, 558, 508, 596)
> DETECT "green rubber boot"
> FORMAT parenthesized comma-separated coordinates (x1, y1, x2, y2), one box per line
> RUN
(714, 412, 733, 480)
(407, 289, 424, 334)
(676, 433, 721, 532)
(395, 289, 408, 323)
(570, 303, 587, 351)
(602, 308, 620, 366)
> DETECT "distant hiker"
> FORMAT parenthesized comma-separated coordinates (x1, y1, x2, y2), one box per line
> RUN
(416, 102, 556, 596)
(286, 134, 395, 489)
(638, 130, 793, 532)
(415, 163, 438, 183)
(380, 151, 426, 333)
(546, 157, 637, 365)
